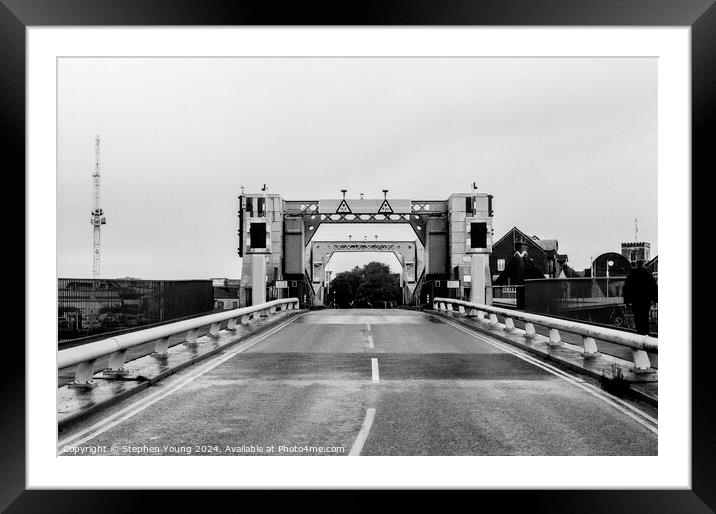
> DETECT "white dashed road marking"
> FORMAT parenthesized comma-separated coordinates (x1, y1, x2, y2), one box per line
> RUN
(349, 408, 376, 456)
(371, 358, 380, 382)
(363, 323, 374, 349)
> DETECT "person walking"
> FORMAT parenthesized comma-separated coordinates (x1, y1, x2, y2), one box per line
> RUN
(622, 259, 658, 335)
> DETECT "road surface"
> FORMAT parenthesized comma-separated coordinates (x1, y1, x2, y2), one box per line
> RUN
(59, 309, 657, 456)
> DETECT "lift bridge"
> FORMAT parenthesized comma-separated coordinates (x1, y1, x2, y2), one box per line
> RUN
(237, 190, 494, 308)
(57, 188, 658, 458)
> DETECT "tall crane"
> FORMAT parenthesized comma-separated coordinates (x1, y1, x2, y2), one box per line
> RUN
(90, 135, 106, 278)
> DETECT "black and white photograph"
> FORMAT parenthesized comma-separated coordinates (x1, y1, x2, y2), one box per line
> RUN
(6, 11, 707, 505)
(55, 55, 660, 458)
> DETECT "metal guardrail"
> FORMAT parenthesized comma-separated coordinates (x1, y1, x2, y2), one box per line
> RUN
(59, 298, 300, 388)
(432, 297, 657, 370)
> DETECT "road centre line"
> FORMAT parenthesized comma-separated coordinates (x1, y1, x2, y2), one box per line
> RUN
(371, 358, 380, 382)
(58, 314, 303, 453)
(363, 323, 374, 348)
(349, 408, 376, 456)
(436, 315, 658, 433)
(366, 335, 374, 348)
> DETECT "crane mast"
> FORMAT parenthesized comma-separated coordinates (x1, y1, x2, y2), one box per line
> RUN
(90, 135, 106, 278)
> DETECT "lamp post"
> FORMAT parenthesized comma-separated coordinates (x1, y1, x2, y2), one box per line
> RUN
(606, 260, 614, 298)
(326, 270, 333, 308)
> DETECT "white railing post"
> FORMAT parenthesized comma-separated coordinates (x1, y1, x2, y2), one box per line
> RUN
(69, 358, 101, 388)
(524, 323, 536, 338)
(447, 303, 454, 311)
(185, 329, 199, 346)
(467, 308, 478, 317)
(103, 350, 130, 377)
(548, 328, 561, 345)
(269, 305, 276, 315)
(505, 318, 515, 331)
(476, 311, 486, 322)
(582, 337, 599, 356)
(241, 314, 251, 325)
(632, 349, 652, 371)
(227, 318, 238, 331)
(153, 337, 170, 357)
(209, 322, 222, 338)
(489, 314, 499, 326)
(458, 305, 466, 314)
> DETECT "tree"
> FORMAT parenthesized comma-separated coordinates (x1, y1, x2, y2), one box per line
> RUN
(329, 267, 363, 308)
(330, 261, 402, 308)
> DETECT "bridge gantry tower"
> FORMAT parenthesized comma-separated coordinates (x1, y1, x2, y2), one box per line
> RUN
(237, 191, 494, 308)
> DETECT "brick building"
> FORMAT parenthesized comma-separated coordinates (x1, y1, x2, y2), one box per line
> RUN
(490, 227, 576, 283)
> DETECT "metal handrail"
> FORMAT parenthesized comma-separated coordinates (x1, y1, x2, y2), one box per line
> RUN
(59, 298, 299, 387)
(432, 297, 657, 370)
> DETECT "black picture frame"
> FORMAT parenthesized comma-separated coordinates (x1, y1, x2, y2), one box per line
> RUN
(4, 0, 711, 511)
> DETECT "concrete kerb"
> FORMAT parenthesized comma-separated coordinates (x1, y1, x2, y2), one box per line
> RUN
(429, 309, 658, 407)
(58, 310, 306, 430)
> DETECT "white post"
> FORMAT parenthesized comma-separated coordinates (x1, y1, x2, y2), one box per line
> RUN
(632, 349, 652, 370)
(582, 336, 599, 356)
(489, 314, 499, 326)
(505, 318, 515, 331)
(241, 314, 251, 325)
(548, 328, 561, 345)
(524, 322, 536, 338)
(103, 350, 129, 377)
(154, 337, 169, 357)
(209, 322, 222, 337)
(227, 318, 238, 331)
(69, 358, 101, 388)
(185, 329, 199, 346)
(458, 305, 466, 314)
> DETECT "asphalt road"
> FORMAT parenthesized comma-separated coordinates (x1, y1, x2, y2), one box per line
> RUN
(59, 309, 657, 456)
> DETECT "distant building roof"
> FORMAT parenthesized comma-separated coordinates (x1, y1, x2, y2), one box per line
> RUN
(535, 239, 558, 252)
(494, 227, 547, 254)
(561, 263, 583, 278)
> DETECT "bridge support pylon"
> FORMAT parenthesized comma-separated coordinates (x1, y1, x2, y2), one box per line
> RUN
(469, 253, 490, 305)
(252, 254, 266, 306)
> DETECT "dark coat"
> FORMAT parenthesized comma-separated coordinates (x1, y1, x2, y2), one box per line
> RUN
(494, 252, 545, 286)
(623, 267, 658, 305)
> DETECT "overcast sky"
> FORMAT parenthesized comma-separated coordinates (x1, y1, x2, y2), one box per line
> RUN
(57, 57, 657, 279)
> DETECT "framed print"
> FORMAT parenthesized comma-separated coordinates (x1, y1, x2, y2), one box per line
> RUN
(4, 0, 713, 511)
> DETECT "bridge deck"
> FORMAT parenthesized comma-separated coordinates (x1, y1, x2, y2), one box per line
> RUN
(59, 309, 657, 456)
